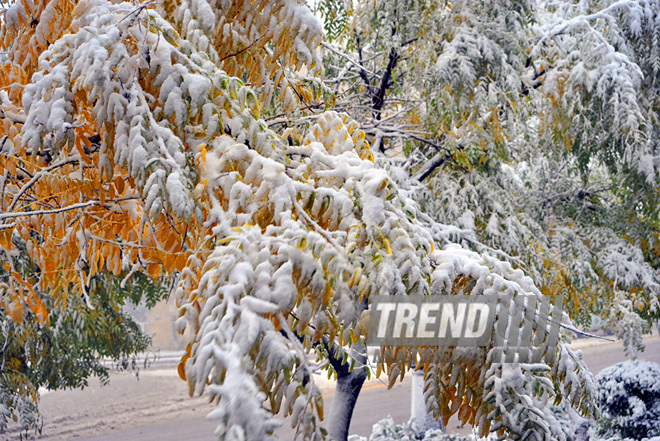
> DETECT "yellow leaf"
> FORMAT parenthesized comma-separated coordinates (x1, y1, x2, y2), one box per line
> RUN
(11, 271, 24, 285)
(77, 136, 93, 163)
(27, 294, 49, 326)
(0, 227, 14, 249)
(175, 253, 187, 272)
(147, 263, 162, 278)
(6, 298, 25, 323)
(6, 158, 16, 176)
(383, 238, 392, 255)
(322, 283, 333, 306)
(315, 394, 324, 420)
(114, 177, 125, 195)
(178, 351, 190, 382)
(442, 409, 451, 427)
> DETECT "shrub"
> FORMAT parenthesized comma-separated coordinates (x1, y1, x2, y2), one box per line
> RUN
(348, 417, 478, 441)
(595, 360, 660, 439)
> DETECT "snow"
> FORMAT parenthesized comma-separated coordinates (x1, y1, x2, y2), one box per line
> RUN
(165, 172, 188, 216)
(595, 360, 660, 439)
(4, 2, 27, 32)
(163, 86, 186, 127)
(130, 143, 148, 171)
(191, 0, 216, 32)
(183, 73, 211, 112)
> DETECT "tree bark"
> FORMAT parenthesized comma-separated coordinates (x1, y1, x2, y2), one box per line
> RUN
(326, 342, 368, 441)
(325, 299, 369, 441)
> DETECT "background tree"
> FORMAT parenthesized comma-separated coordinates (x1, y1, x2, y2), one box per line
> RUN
(0, 1, 594, 440)
(0, 263, 165, 434)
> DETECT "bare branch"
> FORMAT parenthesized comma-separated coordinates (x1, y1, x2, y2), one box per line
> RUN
(321, 42, 377, 77)
(372, 47, 399, 120)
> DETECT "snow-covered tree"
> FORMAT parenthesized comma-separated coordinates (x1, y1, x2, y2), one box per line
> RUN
(313, 0, 660, 438)
(0, 1, 595, 440)
(319, 0, 660, 351)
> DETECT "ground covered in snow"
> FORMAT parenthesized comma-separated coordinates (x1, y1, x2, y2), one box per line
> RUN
(3, 332, 660, 441)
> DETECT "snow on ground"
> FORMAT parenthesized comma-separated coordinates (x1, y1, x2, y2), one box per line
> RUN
(3, 331, 660, 440)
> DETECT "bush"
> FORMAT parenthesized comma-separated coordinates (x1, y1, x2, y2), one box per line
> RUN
(595, 360, 660, 439)
(348, 417, 477, 441)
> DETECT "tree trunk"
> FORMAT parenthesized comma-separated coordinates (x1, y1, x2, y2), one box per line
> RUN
(327, 348, 368, 441)
(325, 298, 369, 441)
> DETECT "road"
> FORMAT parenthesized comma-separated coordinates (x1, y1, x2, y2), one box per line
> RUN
(4, 333, 660, 441)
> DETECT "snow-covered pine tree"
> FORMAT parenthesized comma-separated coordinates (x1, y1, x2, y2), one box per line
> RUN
(1, 1, 594, 440)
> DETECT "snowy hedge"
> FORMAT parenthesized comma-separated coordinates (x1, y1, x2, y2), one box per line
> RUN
(595, 360, 660, 440)
(348, 417, 477, 441)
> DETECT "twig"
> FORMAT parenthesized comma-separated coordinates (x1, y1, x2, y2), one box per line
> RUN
(265, 81, 359, 122)
(90, 234, 154, 250)
(412, 152, 449, 182)
(293, 199, 343, 254)
(7, 156, 81, 212)
(321, 42, 378, 77)
(0, 200, 99, 221)
(265, 101, 326, 122)
(219, 33, 267, 63)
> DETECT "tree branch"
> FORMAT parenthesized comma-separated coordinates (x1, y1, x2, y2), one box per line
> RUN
(218, 33, 267, 63)
(0, 108, 26, 124)
(372, 47, 399, 120)
(0, 200, 99, 221)
(321, 42, 377, 78)
(354, 31, 374, 95)
(7, 156, 81, 212)
(412, 153, 449, 182)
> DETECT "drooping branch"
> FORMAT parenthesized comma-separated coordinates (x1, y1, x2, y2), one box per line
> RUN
(541, 0, 637, 40)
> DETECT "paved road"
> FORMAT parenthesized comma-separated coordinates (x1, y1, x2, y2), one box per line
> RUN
(6, 333, 660, 441)
(71, 381, 415, 441)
